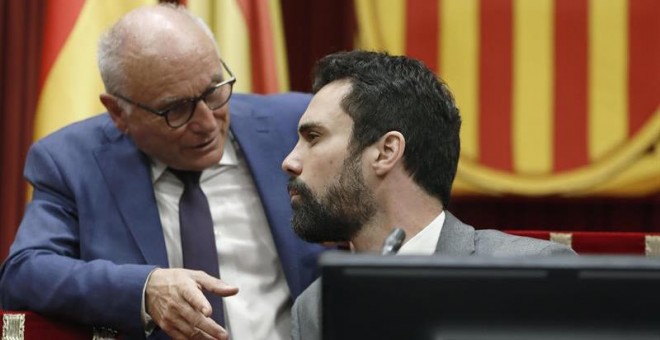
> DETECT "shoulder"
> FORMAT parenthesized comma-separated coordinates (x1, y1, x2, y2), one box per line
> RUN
(33, 114, 116, 151)
(474, 229, 575, 256)
(27, 114, 121, 172)
(229, 93, 311, 146)
(230, 92, 311, 118)
(441, 211, 574, 256)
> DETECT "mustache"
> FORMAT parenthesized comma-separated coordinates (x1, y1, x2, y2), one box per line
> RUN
(287, 178, 310, 194)
(287, 178, 316, 201)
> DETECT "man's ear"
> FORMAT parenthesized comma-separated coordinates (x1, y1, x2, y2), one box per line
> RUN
(100, 93, 128, 132)
(371, 131, 405, 176)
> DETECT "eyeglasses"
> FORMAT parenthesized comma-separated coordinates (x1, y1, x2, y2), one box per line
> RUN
(114, 59, 236, 128)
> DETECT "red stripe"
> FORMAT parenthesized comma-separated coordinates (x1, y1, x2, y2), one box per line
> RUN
(254, 1, 279, 92)
(478, 0, 513, 171)
(238, 0, 279, 93)
(628, 0, 659, 136)
(39, 0, 85, 90)
(405, 0, 439, 72)
(553, 0, 589, 172)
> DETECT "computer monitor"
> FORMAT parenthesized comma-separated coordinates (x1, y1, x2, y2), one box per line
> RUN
(320, 252, 660, 340)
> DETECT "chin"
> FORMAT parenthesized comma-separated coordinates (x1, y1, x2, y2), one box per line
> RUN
(199, 151, 224, 169)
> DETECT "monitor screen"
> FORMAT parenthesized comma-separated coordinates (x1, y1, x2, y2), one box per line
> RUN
(320, 252, 660, 340)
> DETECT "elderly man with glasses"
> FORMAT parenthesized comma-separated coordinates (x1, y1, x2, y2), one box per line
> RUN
(0, 4, 323, 340)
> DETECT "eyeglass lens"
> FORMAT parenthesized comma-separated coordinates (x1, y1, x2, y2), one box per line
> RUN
(166, 83, 232, 127)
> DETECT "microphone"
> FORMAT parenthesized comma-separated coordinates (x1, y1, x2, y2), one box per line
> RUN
(381, 228, 406, 255)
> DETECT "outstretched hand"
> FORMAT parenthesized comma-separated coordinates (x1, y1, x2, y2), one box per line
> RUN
(145, 268, 239, 340)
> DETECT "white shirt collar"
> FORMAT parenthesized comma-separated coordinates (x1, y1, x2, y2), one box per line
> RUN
(397, 211, 445, 255)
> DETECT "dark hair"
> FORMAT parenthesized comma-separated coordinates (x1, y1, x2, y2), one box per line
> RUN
(312, 50, 461, 207)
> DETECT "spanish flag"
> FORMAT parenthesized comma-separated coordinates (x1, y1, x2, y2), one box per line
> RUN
(34, 0, 155, 141)
(356, 0, 659, 196)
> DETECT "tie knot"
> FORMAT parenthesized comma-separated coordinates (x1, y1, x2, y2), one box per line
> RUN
(170, 168, 202, 187)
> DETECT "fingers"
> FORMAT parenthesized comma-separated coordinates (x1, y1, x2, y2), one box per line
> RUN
(158, 295, 225, 339)
(189, 315, 229, 340)
(177, 271, 238, 317)
(192, 271, 239, 298)
(145, 268, 233, 339)
(167, 318, 229, 340)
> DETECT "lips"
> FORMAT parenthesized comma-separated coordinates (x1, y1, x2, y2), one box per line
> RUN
(288, 187, 299, 197)
(287, 182, 302, 204)
(192, 136, 215, 149)
(287, 179, 311, 208)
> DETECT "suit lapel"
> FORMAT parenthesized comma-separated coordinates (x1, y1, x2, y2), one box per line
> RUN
(435, 211, 476, 255)
(93, 121, 169, 267)
(229, 101, 309, 296)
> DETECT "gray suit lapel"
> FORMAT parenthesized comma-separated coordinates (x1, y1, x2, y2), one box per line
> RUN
(435, 211, 476, 255)
(93, 119, 169, 267)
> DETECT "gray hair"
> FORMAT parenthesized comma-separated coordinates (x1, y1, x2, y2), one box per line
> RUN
(97, 3, 217, 97)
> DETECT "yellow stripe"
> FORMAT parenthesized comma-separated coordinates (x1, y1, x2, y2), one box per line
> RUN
(354, 0, 405, 54)
(189, 0, 253, 93)
(269, 0, 290, 91)
(34, 0, 154, 140)
(588, 0, 628, 159)
(512, 0, 554, 174)
(440, 0, 479, 160)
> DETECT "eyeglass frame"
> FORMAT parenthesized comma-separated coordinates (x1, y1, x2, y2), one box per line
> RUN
(113, 59, 236, 128)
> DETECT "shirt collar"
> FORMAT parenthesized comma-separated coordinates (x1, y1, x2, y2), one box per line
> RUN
(397, 210, 445, 255)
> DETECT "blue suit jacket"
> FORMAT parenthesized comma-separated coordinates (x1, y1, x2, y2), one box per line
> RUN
(0, 93, 323, 338)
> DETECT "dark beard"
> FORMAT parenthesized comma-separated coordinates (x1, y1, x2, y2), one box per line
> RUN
(288, 154, 376, 243)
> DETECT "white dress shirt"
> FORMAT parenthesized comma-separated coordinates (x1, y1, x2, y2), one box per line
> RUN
(150, 138, 291, 340)
(397, 211, 445, 255)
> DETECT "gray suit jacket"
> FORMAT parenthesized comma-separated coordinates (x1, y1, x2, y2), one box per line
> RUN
(291, 211, 575, 340)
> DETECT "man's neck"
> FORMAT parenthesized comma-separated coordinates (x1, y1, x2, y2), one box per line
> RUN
(351, 200, 443, 253)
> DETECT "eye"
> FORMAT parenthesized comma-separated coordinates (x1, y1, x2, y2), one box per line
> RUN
(304, 131, 321, 144)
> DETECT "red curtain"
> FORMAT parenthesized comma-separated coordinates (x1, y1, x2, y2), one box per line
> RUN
(0, 1, 42, 260)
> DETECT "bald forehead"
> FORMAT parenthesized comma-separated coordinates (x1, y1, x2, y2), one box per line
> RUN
(116, 5, 215, 56)
(121, 5, 194, 32)
(103, 4, 222, 99)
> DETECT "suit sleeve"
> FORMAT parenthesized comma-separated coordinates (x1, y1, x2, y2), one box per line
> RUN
(0, 140, 155, 334)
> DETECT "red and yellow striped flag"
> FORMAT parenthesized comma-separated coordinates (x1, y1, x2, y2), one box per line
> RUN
(188, 0, 289, 93)
(34, 0, 155, 141)
(355, 0, 659, 196)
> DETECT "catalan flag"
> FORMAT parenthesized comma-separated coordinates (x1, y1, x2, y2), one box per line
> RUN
(355, 0, 660, 196)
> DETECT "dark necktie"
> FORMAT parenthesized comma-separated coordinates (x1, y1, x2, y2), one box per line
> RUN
(170, 169, 225, 326)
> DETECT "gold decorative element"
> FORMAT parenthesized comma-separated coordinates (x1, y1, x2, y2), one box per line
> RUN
(456, 109, 660, 196)
(645, 235, 660, 257)
(550, 232, 573, 248)
(2, 313, 25, 340)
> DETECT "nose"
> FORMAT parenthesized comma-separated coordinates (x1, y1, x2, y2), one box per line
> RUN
(281, 147, 302, 177)
(187, 100, 220, 133)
